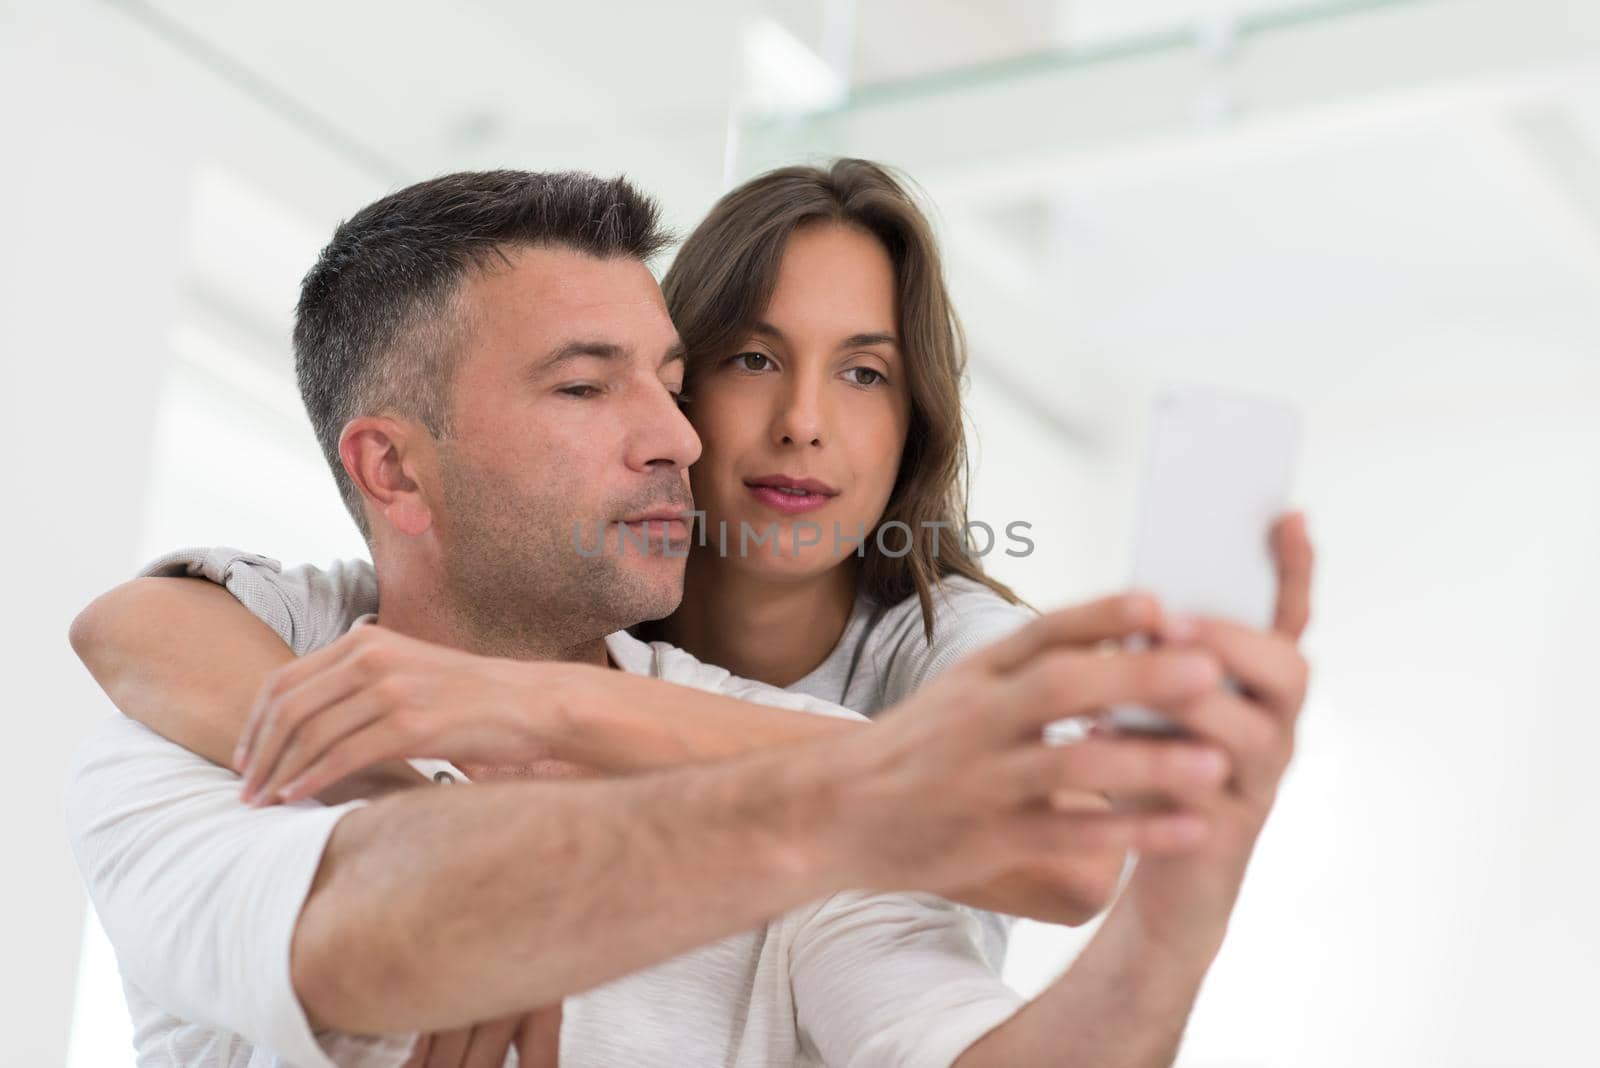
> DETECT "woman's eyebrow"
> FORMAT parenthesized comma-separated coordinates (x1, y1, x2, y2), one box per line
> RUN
(840, 332, 898, 349)
(751, 321, 898, 350)
(751, 320, 787, 343)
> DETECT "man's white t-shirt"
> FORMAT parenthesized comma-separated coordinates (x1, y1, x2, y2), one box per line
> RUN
(65, 549, 1025, 1068)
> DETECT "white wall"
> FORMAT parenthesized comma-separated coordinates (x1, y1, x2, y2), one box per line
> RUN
(0, 1, 377, 1056)
(965, 317, 1600, 1064)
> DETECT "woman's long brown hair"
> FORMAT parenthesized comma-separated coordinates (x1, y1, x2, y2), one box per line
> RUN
(661, 158, 1027, 639)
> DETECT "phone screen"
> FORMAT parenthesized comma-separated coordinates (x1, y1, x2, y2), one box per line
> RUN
(1108, 383, 1301, 734)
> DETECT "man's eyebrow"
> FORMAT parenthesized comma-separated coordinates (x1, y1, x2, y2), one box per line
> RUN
(661, 341, 686, 369)
(751, 321, 898, 351)
(534, 340, 625, 376)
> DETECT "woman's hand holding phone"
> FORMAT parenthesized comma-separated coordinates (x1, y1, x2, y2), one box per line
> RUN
(1110, 512, 1314, 959)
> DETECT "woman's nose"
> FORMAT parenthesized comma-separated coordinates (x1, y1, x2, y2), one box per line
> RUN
(773, 378, 824, 447)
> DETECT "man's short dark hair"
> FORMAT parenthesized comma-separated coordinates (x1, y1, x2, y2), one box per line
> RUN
(294, 169, 670, 538)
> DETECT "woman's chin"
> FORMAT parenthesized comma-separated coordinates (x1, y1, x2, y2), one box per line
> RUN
(713, 539, 849, 582)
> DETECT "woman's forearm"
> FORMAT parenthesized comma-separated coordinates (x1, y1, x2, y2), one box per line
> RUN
(556, 666, 863, 770)
(955, 900, 1215, 1068)
(69, 577, 292, 768)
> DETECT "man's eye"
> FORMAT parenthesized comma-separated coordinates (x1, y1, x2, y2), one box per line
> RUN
(730, 352, 772, 372)
(558, 385, 602, 398)
(846, 367, 886, 387)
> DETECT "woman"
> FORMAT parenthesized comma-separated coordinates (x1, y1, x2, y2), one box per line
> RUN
(648, 160, 1034, 713)
(72, 161, 1141, 949)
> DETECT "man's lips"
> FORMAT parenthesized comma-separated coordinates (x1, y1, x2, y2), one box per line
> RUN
(618, 508, 689, 524)
(616, 507, 691, 543)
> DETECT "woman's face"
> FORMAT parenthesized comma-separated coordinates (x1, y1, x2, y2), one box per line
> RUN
(686, 222, 912, 582)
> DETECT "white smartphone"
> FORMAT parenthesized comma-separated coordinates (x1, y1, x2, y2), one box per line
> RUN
(1107, 382, 1301, 734)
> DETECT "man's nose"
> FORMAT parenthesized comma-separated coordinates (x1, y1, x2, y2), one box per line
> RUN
(632, 385, 703, 472)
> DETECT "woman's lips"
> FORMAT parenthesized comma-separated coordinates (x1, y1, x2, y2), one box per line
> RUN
(746, 484, 834, 515)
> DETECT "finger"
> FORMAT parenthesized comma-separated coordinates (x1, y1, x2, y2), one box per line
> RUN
(255, 691, 392, 804)
(237, 630, 375, 770)
(423, 1028, 470, 1068)
(1187, 617, 1309, 722)
(241, 658, 369, 803)
(1045, 788, 1114, 814)
(1001, 737, 1230, 806)
(1271, 511, 1314, 641)
(1159, 687, 1284, 799)
(515, 1003, 564, 1068)
(993, 646, 1222, 740)
(1003, 808, 1210, 861)
(461, 1016, 522, 1068)
(402, 1034, 431, 1068)
(976, 593, 1164, 674)
(275, 719, 408, 804)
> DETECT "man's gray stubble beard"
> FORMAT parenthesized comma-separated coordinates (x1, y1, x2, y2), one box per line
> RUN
(434, 449, 685, 654)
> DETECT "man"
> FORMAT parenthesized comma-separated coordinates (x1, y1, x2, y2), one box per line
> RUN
(66, 170, 1313, 1066)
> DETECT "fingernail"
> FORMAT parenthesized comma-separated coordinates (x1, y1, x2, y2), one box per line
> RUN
(1184, 748, 1228, 780)
(280, 779, 305, 801)
(1124, 593, 1159, 628)
(1177, 652, 1217, 688)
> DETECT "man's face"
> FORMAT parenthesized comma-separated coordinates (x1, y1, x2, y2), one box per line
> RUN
(430, 245, 700, 644)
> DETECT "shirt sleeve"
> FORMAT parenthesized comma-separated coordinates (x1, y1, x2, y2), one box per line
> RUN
(787, 890, 1025, 1068)
(63, 715, 417, 1067)
(141, 547, 379, 656)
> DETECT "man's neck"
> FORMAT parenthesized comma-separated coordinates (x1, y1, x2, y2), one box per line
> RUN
(372, 569, 611, 669)
(663, 553, 858, 689)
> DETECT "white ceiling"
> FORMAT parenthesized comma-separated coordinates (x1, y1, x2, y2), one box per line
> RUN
(121, 0, 1600, 427)
(126, 0, 1415, 186)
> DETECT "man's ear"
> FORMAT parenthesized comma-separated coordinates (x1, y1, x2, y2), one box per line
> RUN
(338, 416, 435, 537)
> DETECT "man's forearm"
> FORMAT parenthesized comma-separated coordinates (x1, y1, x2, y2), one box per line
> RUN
(955, 900, 1224, 1068)
(563, 672, 1125, 926)
(292, 733, 855, 1034)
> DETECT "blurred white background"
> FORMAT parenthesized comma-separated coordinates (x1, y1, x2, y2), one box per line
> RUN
(4, 0, 1597, 1063)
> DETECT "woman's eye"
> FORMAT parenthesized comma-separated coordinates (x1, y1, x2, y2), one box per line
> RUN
(846, 367, 886, 387)
(731, 352, 772, 372)
(558, 385, 601, 398)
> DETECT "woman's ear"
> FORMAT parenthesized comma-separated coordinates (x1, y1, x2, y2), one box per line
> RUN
(339, 416, 435, 537)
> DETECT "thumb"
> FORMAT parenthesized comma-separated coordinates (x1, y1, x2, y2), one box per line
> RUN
(514, 1002, 563, 1068)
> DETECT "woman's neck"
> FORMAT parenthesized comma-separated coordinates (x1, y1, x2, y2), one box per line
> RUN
(662, 551, 860, 689)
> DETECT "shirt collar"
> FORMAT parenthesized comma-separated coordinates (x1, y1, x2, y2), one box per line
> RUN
(603, 629, 657, 677)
